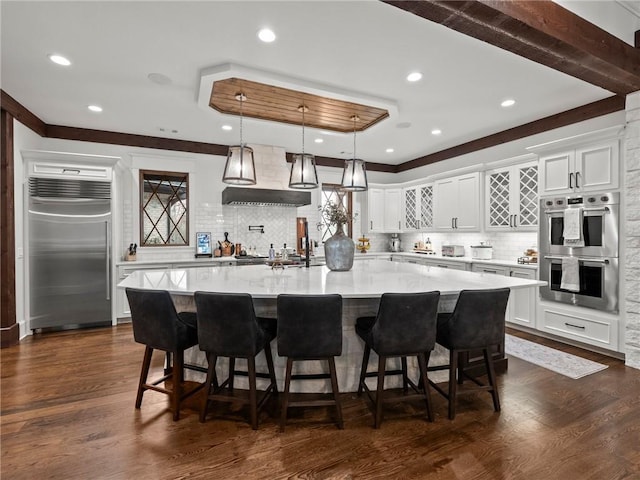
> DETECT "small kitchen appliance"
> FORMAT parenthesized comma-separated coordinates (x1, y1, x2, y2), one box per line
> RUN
(471, 243, 493, 260)
(389, 233, 401, 252)
(442, 245, 465, 257)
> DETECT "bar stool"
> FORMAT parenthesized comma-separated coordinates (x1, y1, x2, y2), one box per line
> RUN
(126, 287, 204, 421)
(276, 294, 343, 432)
(429, 288, 510, 420)
(356, 291, 440, 428)
(194, 292, 278, 430)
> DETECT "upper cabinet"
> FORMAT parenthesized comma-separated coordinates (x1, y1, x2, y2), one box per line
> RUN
(366, 187, 402, 233)
(485, 161, 538, 231)
(403, 183, 434, 231)
(433, 172, 480, 231)
(538, 139, 619, 195)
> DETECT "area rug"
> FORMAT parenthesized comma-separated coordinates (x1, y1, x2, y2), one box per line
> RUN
(505, 334, 608, 379)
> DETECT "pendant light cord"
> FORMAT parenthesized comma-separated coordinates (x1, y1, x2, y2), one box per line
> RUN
(239, 94, 244, 147)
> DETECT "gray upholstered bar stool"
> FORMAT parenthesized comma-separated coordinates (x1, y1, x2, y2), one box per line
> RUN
(276, 294, 343, 432)
(126, 287, 204, 421)
(194, 292, 278, 430)
(429, 288, 510, 420)
(356, 291, 440, 428)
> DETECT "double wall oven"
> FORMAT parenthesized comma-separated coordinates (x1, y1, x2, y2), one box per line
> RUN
(539, 192, 619, 313)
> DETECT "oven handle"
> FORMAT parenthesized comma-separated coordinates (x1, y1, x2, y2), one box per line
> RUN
(543, 255, 610, 264)
(543, 206, 610, 215)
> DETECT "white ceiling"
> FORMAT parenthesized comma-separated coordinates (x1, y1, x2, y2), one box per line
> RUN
(1, 1, 638, 166)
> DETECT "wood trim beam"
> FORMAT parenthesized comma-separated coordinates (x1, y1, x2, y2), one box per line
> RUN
(0, 90, 47, 137)
(286, 153, 397, 173)
(1, 108, 19, 347)
(46, 125, 230, 157)
(383, 0, 640, 95)
(397, 95, 625, 172)
(635, 30, 639, 49)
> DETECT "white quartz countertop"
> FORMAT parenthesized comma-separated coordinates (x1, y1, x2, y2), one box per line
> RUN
(117, 258, 545, 299)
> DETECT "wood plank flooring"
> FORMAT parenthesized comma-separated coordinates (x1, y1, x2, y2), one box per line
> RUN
(2, 325, 639, 479)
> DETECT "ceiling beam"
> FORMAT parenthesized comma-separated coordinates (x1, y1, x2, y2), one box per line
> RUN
(383, 0, 640, 96)
(397, 95, 624, 172)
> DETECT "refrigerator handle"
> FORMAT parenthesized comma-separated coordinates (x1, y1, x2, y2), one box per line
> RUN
(105, 221, 111, 301)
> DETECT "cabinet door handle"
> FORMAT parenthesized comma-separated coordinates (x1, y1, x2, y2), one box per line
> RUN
(575, 171, 581, 189)
(569, 172, 574, 189)
(451, 218, 454, 229)
(398, 221, 401, 230)
(513, 215, 517, 228)
(565, 322, 586, 330)
(455, 217, 458, 229)
(509, 214, 513, 227)
(483, 269, 498, 274)
(370, 221, 373, 230)
(436, 264, 449, 268)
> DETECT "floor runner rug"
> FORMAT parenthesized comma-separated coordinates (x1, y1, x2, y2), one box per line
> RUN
(505, 334, 608, 379)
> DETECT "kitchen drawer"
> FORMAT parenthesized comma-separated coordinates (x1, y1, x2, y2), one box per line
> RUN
(540, 307, 616, 350)
(471, 264, 508, 276)
(423, 259, 469, 271)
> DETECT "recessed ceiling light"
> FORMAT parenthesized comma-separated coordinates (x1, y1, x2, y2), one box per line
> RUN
(314, 138, 324, 143)
(222, 125, 233, 131)
(396, 122, 412, 129)
(48, 54, 71, 66)
(147, 73, 172, 85)
(386, 148, 394, 153)
(87, 105, 103, 113)
(501, 99, 516, 107)
(406, 72, 423, 82)
(431, 129, 442, 135)
(258, 28, 276, 43)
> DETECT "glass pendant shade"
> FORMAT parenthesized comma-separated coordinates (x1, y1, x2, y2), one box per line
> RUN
(341, 158, 368, 191)
(223, 144, 256, 185)
(289, 153, 319, 189)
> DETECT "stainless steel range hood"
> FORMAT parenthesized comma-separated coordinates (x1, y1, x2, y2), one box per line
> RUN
(222, 187, 311, 207)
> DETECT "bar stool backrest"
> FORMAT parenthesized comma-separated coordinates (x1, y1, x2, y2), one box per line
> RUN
(194, 292, 264, 357)
(371, 291, 440, 356)
(277, 294, 343, 358)
(126, 287, 189, 351)
(443, 288, 511, 350)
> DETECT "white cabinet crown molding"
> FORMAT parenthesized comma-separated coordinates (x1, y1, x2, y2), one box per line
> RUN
(526, 125, 625, 154)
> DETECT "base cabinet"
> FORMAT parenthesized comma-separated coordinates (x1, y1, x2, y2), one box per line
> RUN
(537, 302, 619, 352)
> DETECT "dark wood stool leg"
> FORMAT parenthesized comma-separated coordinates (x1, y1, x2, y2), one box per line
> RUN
(374, 355, 386, 429)
(483, 348, 501, 412)
(200, 353, 217, 423)
(358, 344, 371, 396)
(172, 350, 184, 421)
(263, 342, 278, 394)
(401, 356, 409, 394)
(280, 357, 294, 432)
(228, 357, 236, 391)
(448, 349, 458, 420)
(136, 346, 153, 409)
(417, 352, 434, 422)
(248, 356, 258, 430)
(328, 357, 343, 429)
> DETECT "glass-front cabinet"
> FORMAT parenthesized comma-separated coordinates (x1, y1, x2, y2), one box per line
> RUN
(485, 161, 538, 231)
(403, 183, 433, 231)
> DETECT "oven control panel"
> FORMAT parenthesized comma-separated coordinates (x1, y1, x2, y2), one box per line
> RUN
(542, 192, 619, 211)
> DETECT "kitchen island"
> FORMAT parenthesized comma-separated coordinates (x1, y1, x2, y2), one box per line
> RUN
(118, 259, 545, 392)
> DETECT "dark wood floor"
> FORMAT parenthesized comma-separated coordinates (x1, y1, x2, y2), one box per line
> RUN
(1, 325, 639, 480)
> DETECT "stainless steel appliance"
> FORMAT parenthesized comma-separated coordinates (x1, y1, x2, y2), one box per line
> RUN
(389, 233, 401, 252)
(28, 177, 112, 330)
(539, 192, 619, 257)
(442, 245, 465, 257)
(539, 255, 618, 312)
(539, 191, 619, 313)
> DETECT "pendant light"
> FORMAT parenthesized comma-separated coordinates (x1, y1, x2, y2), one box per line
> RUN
(289, 104, 319, 189)
(341, 114, 368, 191)
(223, 93, 256, 185)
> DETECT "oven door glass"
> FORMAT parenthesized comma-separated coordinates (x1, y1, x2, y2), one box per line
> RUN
(549, 214, 603, 248)
(550, 262, 603, 298)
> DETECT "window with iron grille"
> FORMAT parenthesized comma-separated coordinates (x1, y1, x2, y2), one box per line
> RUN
(318, 184, 353, 243)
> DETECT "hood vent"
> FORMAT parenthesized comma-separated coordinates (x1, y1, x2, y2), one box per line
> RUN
(222, 187, 311, 207)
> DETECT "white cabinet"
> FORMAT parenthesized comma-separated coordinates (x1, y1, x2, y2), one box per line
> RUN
(418, 257, 469, 271)
(485, 162, 538, 231)
(403, 183, 434, 231)
(538, 302, 619, 351)
(539, 139, 619, 195)
(366, 187, 402, 233)
(471, 264, 537, 327)
(433, 172, 480, 231)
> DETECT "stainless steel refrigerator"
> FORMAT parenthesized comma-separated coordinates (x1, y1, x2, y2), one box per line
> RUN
(28, 177, 112, 330)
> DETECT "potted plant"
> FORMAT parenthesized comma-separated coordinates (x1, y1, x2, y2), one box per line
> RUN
(319, 201, 357, 271)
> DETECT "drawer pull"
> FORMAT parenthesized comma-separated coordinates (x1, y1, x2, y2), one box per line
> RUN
(483, 269, 498, 274)
(565, 322, 586, 330)
(436, 265, 449, 269)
